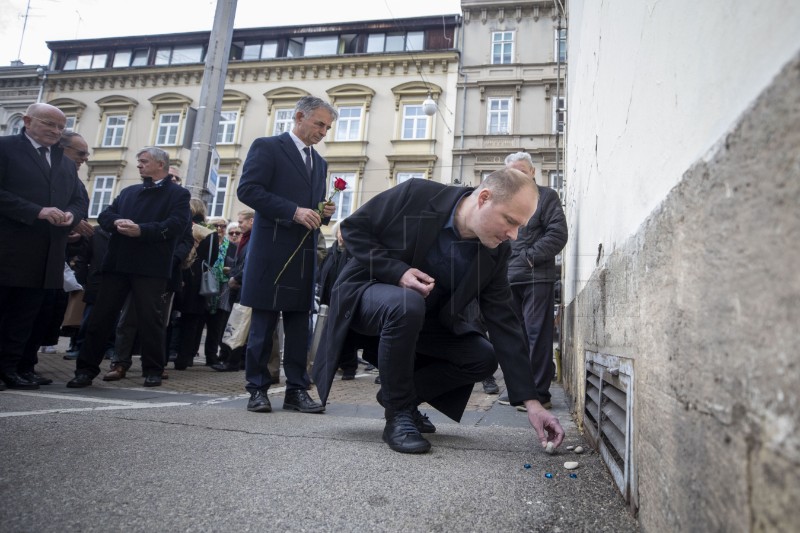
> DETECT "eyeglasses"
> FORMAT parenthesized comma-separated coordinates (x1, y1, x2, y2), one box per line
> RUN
(63, 145, 90, 157)
(30, 116, 67, 131)
(228, 231, 241, 236)
(213, 224, 227, 228)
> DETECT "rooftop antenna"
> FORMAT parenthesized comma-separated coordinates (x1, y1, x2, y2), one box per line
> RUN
(14, 0, 33, 64)
(75, 10, 83, 39)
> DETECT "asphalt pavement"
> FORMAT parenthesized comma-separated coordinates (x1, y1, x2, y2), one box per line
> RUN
(0, 340, 639, 532)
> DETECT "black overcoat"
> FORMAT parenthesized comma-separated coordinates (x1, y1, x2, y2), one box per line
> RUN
(311, 179, 545, 421)
(0, 131, 88, 289)
(237, 132, 327, 311)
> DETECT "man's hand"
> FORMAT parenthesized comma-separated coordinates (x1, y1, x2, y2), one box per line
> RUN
(398, 268, 435, 298)
(523, 399, 565, 449)
(228, 278, 241, 289)
(321, 201, 336, 219)
(293, 207, 322, 230)
(73, 219, 95, 238)
(38, 207, 72, 226)
(114, 219, 141, 237)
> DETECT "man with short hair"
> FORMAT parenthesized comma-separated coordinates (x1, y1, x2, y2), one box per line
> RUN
(312, 170, 565, 454)
(68, 147, 190, 388)
(60, 131, 90, 169)
(0, 103, 88, 389)
(499, 152, 568, 409)
(237, 96, 337, 414)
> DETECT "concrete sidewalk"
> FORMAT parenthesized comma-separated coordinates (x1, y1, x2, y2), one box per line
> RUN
(0, 341, 640, 532)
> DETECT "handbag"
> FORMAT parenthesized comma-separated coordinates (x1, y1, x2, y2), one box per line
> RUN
(198, 238, 220, 297)
(221, 303, 252, 350)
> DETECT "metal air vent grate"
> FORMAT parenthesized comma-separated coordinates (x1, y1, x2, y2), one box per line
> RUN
(584, 351, 637, 512)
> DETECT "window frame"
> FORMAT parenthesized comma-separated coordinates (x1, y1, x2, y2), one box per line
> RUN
(88, 176, 116, 218)
(396, 171, 425, 185)
(216, 110, 238, 144)
(553, 96, 566, 133)
(486, 97, 512, 135)
(329, 172, 356, 221)
(555, 28, 567, 63)
(401, 104, 429, 140)
(491, 31, 514, 65)
(102, 114, 127, 147)
(273, 108, 295, 136)
(335, 106, 364, 141)
(155, 112, 182, 146)
(209, 174, 229, 218)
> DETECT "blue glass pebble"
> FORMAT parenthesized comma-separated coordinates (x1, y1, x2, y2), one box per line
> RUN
(569, 473, 578, 479)
(545, 473, 553, 479)
(524, 463, 531, 469)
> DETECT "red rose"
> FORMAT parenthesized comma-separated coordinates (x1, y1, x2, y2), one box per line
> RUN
(333, 177, 347, 191)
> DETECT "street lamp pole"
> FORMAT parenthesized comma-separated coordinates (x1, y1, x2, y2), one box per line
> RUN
(184, 0, 238, 201)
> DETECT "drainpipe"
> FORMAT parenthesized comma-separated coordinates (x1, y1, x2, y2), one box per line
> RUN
(457, 11, 468, 185)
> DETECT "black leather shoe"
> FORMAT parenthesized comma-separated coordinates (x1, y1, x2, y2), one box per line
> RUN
(341, 372, 355, 381)
(376, 391, 434, 434)
(143, 375, 162, 387)
(247, 390, 272, 412)
(1, 371, 40, 390)
(19, 371, 53, 386)
(67, 374, 93, 388)
(283, 389, 325, 413)
(412, 407, 436, 434)
(482, 376, 500, 394)
(383, 410, 431, 454)
(210, 362, 240, 372)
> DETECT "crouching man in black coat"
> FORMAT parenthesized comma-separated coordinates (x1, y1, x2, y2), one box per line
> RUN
(312, 169, 565, 454)
(68, 147, 190, 388)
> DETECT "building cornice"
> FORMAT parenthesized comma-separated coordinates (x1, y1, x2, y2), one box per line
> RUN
(45, 52, 460, 93)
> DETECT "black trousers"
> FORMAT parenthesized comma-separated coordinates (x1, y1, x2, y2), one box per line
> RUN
(175, 310, 226, 367)
(352, 284, 496, 415)
(0, 286, 45, 375)
(76, 273, 168, 379)
(245, 309, 308, 393)
(510, 282, 555, 403)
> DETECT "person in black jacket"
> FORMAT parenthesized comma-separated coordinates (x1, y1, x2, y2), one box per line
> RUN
(311, 171, 565, 454)
(0, 103, 88, 390)
(67, 147, 190, 388)
(497, 152, 568, 407)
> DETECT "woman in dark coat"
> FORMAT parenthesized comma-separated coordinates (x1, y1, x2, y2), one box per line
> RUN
(174, 199, 219, 370)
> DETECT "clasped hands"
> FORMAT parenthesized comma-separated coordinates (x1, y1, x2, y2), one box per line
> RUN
(293, 202, 336, 231)
(113, 218, 142, 237)
(38, 207, 73, 227)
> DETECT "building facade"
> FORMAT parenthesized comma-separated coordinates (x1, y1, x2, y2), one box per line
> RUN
(454, 0, 566, 192)
(0, 63, 44, 136)
(42, 15, 461, 229)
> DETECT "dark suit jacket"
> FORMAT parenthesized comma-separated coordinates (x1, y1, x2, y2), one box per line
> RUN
(237, 132, 327, 311)
(98, 179, 190, 279)
(0, 130, 88, 289)
(312, 179, 546, 421)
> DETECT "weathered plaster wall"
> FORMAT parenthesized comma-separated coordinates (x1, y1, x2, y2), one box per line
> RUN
(564, 0, 800, 301)
(564, 54, 800, 531)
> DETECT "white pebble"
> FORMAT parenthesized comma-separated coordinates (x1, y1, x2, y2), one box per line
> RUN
(574, 446, 584, 454)
(545, 442, 555, 454)
(564, 461, 579, 470)
(566, 445, 575, 451)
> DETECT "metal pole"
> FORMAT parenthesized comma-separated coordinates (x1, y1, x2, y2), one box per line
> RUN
(184, 0, 238, 201)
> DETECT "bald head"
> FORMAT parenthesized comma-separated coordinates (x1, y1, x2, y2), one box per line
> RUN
(23, 103, 67, 147)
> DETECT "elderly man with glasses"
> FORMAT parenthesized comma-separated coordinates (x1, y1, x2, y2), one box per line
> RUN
(0, 103, 88, 389)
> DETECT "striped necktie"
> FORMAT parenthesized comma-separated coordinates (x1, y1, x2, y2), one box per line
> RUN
(302, 147, 312, 176)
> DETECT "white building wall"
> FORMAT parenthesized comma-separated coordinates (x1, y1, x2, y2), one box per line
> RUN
(564, 0, 800, 302)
